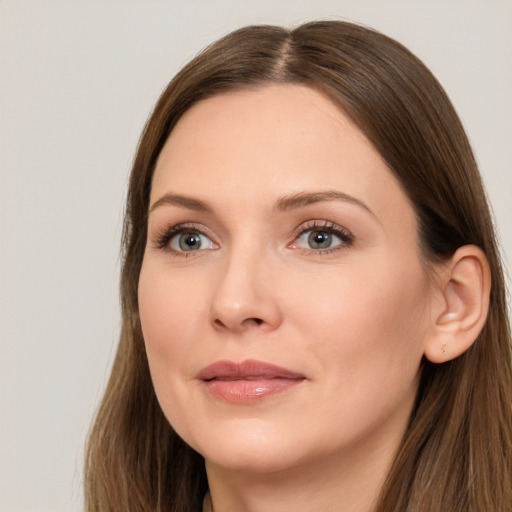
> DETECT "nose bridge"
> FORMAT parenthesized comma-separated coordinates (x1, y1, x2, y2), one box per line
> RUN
(209, 238, 281, 332)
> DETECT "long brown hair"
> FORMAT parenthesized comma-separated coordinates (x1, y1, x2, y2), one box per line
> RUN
(84, 21, 512, 511)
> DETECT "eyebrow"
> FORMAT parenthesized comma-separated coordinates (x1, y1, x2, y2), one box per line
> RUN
(149, 193, 213, 214)
(274, 190, 374, 216)
(149, 189, 374, 217)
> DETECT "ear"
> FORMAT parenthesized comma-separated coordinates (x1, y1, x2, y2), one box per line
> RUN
(424, 245, 491, 364)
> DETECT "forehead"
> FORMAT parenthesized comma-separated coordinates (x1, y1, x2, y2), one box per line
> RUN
(154, 85, 364, 185)
(151, 84, 414, 229)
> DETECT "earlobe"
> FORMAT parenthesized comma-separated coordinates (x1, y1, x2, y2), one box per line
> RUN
(424, 245, 491, 364)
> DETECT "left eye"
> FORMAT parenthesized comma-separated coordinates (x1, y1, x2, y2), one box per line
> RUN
(295, 229, 344, 250)
(169, 231, 216, 252)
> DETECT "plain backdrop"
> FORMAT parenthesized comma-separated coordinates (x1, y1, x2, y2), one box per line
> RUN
(1, 1, 511, 510)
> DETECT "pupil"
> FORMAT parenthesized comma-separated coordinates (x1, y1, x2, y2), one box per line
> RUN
(309, 230, 332, 249)
(179, 233, 201, 251)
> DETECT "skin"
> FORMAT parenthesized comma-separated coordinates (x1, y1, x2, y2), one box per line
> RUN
(138, 85, 440, 512)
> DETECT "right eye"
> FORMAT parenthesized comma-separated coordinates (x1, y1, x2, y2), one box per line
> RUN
(169, 231, 216, 252)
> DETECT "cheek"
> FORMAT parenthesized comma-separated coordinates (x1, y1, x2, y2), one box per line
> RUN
(139, 260, 205, 342)
(291, 257, 430, 385)
(138, 262, 207, 394)
(138, 261, 215, 442)
(291, 264, 429, 446)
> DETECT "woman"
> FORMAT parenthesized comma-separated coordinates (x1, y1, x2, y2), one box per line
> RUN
(84, 20, 512, 512)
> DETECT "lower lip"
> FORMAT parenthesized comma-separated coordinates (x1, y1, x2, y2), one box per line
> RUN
(203, 378, 304, 403)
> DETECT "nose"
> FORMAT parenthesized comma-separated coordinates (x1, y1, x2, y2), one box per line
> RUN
(208, 249, 283, 334)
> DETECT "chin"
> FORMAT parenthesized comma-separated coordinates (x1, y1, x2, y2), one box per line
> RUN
(190, 420, 303, 473)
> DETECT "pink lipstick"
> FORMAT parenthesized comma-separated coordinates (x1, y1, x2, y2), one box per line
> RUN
(197, 359, 305, 403)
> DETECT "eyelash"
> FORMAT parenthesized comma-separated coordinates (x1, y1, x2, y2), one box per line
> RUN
(152, 220, 354, 256)
(152, 223, 214, 256)
(290, 220, 354, 255)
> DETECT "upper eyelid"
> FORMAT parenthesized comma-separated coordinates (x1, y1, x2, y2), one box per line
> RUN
(291, 220, 353, 237)
(152, 221, 215, 237)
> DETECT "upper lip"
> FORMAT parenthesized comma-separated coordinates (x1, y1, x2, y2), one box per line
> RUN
(197, 359, 305, 381)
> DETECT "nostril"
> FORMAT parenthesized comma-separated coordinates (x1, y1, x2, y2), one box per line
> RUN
(212, 317, 264, 330)
(214, 318, 227, 329)
(243, 317, 264, 327)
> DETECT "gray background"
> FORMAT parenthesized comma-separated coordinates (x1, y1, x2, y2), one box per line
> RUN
(1, 1, 511, 510)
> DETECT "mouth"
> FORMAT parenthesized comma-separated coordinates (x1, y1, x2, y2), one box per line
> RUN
(197, 359, 306, 403)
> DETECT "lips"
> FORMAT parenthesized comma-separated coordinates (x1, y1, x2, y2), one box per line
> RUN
(197, 359, 305, 403)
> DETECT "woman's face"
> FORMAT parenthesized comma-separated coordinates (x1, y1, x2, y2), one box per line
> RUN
(138, 85, 436, 473)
